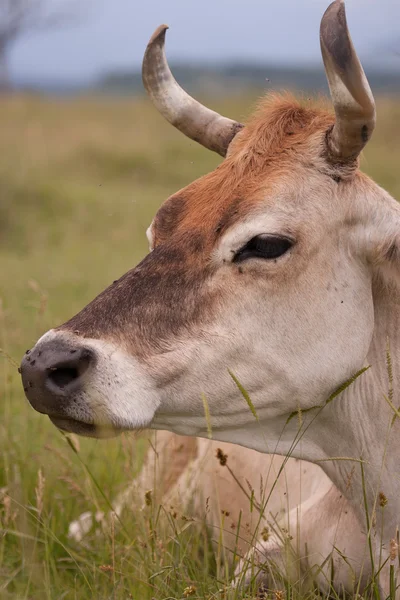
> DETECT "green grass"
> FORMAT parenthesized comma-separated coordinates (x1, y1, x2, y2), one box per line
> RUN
(1, 92, 400, 599)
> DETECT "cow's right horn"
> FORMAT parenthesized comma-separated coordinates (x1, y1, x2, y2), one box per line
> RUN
(320, 0, 376, 161)
(142, 25, 243, 157)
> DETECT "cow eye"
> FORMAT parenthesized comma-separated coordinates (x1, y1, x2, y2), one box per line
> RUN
(233, 235, 293, 263)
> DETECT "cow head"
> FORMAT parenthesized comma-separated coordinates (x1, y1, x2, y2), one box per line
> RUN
(20, 1, 400, 451)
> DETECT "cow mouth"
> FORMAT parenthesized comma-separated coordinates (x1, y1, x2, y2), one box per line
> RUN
(49, 416, 121, 439)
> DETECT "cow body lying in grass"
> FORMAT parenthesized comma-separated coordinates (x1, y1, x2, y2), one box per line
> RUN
(21, 0, 400, 595)
(69, 431, 366, 593)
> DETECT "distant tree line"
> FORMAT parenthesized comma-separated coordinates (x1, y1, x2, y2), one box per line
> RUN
(0, 0, 81, 91)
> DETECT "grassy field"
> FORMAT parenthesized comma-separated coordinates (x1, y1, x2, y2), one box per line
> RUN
(1, 91, 400, 599)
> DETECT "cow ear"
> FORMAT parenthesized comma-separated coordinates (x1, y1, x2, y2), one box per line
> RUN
(361, 199, 400, 286)
(373, 235, 400, 287)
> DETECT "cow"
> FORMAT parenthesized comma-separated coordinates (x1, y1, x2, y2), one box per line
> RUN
(20, 0, 400, 595)
(68, 432, 366, 593)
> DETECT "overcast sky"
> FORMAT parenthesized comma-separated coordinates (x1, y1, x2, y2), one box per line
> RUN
(9, 0, 400, 83)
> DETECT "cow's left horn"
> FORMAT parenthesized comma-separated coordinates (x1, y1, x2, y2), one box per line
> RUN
(320, 0, 376, 161)
(142, 25, 243, 157)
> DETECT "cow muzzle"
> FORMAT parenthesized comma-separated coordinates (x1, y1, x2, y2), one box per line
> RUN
(20, 330, 161, 437)
(19, 334, 104, 436)
(21, 337, 94, 410)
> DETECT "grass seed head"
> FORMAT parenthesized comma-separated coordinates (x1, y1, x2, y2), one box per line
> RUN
(390, 538, 399, 562)
(216, 448, 228, 466)
(99, 564, 114, 573)
(379, 491, 388, 507)
(35, 468, 45, 516)
(183, 584, 196, 597)
(261, 526, 270, 542)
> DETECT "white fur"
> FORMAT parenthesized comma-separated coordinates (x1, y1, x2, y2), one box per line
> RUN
(146, 221, 154, 251)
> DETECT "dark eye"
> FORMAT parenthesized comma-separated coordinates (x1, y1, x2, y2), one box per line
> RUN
(233, 235, 293, 263)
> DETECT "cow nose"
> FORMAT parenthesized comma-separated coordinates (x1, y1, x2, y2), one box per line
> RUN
(20, 340, 95, 414)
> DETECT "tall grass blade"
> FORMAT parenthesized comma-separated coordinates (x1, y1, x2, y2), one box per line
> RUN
(228, 370, 259, 421)
(202, 392, 213, 439)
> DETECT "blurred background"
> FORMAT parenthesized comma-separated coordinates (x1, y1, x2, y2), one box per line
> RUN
(1, 0, 400, 598)
(7, 0, 400, 92)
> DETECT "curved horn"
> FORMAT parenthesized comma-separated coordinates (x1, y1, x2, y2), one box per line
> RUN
(142, 25, 243, 157)
(320, 0, 376, 161)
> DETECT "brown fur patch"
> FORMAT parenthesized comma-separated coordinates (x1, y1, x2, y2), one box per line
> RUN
(60, 237, 214, 356)
(151, 95, 335, 248)
(60, 95, 341, 354)
(152, 195, 188, 246)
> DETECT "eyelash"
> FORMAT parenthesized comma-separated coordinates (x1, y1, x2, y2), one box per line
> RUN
(233, 235, 293, 263)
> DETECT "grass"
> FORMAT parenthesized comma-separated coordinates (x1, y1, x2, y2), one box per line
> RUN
(1, 91, 400, 599)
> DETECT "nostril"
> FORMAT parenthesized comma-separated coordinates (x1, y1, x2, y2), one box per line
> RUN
(20, 341, 96, 415)
(45, 348, 94, 391)
(48, 367, 79, 388)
